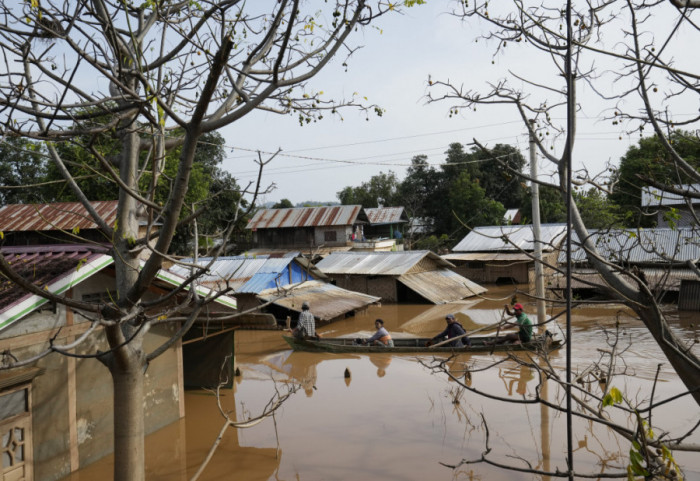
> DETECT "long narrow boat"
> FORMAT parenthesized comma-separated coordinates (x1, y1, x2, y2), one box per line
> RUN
(283, 322, 565, 354)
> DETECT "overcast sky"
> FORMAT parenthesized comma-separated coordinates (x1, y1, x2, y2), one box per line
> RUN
(217, 2, 697, 206)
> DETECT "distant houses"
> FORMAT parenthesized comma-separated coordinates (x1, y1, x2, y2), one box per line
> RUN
(245, 205, 409, 254)
(642, 184, 700, 228)
(316, 251, 486, 304)
(444, 224, 567, 284)
(170, 254, 379, 322)
(549, 227, 700, 307)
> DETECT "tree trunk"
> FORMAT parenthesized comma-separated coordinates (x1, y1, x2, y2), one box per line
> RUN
(639, 304, 700, 406)
(110, 348, 146, 481)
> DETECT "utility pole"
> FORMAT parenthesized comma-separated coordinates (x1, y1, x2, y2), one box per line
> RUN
(529, 119, 547, 325)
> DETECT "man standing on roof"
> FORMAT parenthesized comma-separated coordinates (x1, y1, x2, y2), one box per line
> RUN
(293, 301, 317, 340)
(496, 303, 533, 344)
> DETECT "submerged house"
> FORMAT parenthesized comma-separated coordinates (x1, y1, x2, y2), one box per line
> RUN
(0, 244, 238, 481)
(444, 224, 567, 284)
(170, 254, 380, 323)
(550, 227, 700, 304)
(315, 251, 486, 304)
(641, 184, 700, 228)
(245, 205, 369, 252)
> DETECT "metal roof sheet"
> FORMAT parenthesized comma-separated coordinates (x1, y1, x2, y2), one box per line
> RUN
(397, 270, 487, 304)
(442, 253, 533, 262)
(452, 224, 567, 253)
(170, 255, 325, 293)
(558, 227, 700, 264)
(258, 280, 380, 321)
(364, 207, 408, 225)
(316, 251, 452, 275)
(0, 245, 114, 330)
(246, 205, 363, 230)
(641, 184, 700, 207)
(0, 201, 118, 232)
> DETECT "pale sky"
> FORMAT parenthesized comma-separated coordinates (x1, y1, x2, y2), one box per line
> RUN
(218, 2, 698, 206)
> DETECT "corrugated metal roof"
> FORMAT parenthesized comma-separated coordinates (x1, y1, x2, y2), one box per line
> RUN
(559, 227, 700, 264)
(246, 205, 363, 230)
(0, 201, 118, 232)
(641, 184, 700, 207)
(258, 280, 380, 321)
(452, 224, 567, 253)
(442, 253, 533, 262)
(170, 255, 325, 293)
(364, 207, 408, 225)
(397, 270, 486, 304)
(316, 251, 452, 275)
(549, 267, 698, 291)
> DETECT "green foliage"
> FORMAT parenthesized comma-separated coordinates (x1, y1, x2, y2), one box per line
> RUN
(0, 136, 48, 204)
(414, 234, 450, 253)
(520, 185, 567, 224)
(602, 386, 623, 407)
(574, 188, 625, 229)
(610, 130, 700, 227)
(337, 171, 400, 207)
(272, 198, 294, 209)
(448, 171, 505, 235)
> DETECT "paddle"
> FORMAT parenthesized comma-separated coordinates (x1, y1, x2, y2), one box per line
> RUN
(429, 320, 504, 348)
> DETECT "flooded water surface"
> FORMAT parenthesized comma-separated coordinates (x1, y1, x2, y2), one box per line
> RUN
(64, 286, 699, 480)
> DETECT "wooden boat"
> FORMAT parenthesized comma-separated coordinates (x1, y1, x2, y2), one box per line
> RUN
(283, 322, 565, 354)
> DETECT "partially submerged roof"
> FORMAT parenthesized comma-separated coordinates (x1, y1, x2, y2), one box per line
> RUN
(559, 227, 700, 265)
(0, 244, 113, 330)
(170, 255, 327, 293)
(258, 280, 380, 322)
(0, 245, 237, 332)
(397, 270, 487, 304)
(246, 205, 366, 230)
(316, 250, 453, 275)
(452, 224, 567, 253)
(364, 207, 409, 225)
(641, 184, 700, 207)
(0, 201, 118, 232)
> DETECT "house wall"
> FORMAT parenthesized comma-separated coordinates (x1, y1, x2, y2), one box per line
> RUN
(313, 226, 353, 246)
(452, 261, 530, 284)
(333, 275, 396, 302)
(0, 274, 183, 481)
(656, 207, 698, 228)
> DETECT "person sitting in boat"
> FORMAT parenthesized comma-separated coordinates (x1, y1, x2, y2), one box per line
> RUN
(362, 319, 394, 347)
(293, 301, 318, 340)
(495, 303, 533, 345)
(427, 314, 470, 347)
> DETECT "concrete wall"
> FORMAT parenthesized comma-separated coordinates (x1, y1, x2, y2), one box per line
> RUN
(0, 273, 183, 481)
(334, 275, 396, 302)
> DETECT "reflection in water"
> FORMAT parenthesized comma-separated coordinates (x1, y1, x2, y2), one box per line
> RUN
(369, 355, 392, 377)
(61, 285, 700, 481)
(499, 365, 535, 396)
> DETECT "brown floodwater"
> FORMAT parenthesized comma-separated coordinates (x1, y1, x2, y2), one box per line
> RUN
(64, 285, 699, 480)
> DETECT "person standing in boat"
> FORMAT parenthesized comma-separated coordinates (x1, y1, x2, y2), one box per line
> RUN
(293, 301, 318, 340)
(428, 314, 470, 347)
(496, 303, 533, 344)
(362, 319, 394, 347)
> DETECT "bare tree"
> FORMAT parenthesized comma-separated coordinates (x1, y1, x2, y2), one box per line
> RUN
(426, 0, 700, 406)
(0, 1, 402, 479)
(424, 315, 698, 479)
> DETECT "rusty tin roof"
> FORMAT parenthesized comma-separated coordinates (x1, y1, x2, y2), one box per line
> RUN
(0, 201, 118, 232)
(246, 205, 364, 230)
(364, 207, 408, 225)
